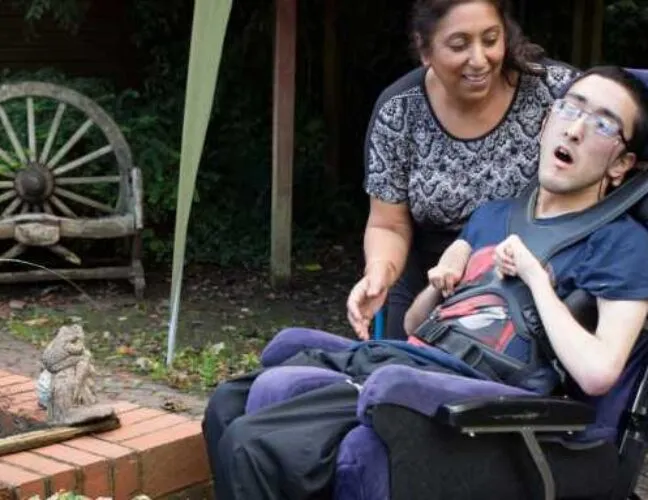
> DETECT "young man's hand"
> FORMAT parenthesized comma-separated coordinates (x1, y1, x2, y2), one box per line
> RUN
(427, 265, 462, 297)
(494, 235, 547, 286)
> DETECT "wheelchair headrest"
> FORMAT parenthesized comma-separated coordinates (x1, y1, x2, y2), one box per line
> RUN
(625, 68, 648, 161)
(623, 69, 648, 225)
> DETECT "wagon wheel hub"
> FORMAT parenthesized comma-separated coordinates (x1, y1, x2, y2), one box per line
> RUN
(14, 164, 54, 204)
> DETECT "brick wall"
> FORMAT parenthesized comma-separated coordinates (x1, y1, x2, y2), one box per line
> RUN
(0, 370, 212, 500)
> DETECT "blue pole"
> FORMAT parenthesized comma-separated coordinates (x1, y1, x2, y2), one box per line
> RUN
(373, 308, 385, 339)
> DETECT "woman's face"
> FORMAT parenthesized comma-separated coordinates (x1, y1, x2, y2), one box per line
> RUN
(421, 1, 506, 101)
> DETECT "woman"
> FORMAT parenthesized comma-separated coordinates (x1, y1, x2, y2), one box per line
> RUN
(347, 0, 577, 340)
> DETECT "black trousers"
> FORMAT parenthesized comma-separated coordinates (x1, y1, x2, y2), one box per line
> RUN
(202, 346, 616, 500)
(202, 369, 359, 500)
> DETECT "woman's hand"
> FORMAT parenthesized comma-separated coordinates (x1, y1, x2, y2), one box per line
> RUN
(347, 261, 394, 340)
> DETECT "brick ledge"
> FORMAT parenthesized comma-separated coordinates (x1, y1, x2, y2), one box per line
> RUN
(0, 369, 212, 500)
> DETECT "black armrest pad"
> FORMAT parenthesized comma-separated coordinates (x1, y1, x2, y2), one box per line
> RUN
(436, 395, 596, 429)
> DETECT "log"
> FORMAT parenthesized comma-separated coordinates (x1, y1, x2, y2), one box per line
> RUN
(0, 415, 120, 457)
(0, 266, 134, 283)
(0, 213, 135, 239)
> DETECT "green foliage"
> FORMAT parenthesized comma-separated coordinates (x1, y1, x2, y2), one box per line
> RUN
(14, 0, 647, 269)
(604, 0, 648, 65)
(11, 0, 90, 33)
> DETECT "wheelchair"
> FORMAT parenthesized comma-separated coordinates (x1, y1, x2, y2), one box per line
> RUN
(216, 67, 648, 500)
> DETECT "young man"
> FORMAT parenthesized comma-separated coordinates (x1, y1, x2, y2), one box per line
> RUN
(204, 66, 648, 500)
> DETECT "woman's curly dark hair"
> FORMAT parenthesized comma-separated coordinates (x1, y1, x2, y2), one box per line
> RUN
(410, 0, 546, 78)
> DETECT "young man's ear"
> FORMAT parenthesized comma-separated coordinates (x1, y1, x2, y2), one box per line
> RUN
(536, 115, 548, 144)
(608, 151, 637, 186)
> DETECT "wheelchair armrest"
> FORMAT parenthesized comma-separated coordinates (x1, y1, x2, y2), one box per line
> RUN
(436, 395, 596, 432)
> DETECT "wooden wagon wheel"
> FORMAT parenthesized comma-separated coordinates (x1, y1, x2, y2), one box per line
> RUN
(0, 81, 144, 296)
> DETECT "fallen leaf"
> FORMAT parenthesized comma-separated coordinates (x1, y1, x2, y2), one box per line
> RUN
(116, 345, 136, 356)
(298, 263, 323, 272)
(161, 398, 189, 413)
(24, 317, 50, 326)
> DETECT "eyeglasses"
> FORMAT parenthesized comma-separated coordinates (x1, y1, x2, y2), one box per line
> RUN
(551, 98, 629, 149)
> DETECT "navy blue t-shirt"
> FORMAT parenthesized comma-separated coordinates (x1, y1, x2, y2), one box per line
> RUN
(460, 199, 648, 441)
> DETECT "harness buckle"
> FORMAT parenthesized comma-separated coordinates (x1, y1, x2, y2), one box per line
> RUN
(414, 318, 450, 345)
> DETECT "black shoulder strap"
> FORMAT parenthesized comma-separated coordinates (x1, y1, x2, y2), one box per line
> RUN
(508, 171, 648, 264)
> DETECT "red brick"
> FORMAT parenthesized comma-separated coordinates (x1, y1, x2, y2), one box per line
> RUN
(80, 462, 112, 498)
(99, 413, 187, 443)
(122, 421, 209, 497)
(0, 375, 30, 388)
(9, 400, 45, 420)
(114, 407, 167, 426)
(0, 462, 45, 499)
(7, 391, 38, 405)
(112, 454, 140, 500)
(33, 444, 111, 497)
(1, 452, 76, 493)
(3, 382, 35, 396)
(64, 437, 140, 499)
(34, 443, 104, 467)
(65, 436, 134, 458)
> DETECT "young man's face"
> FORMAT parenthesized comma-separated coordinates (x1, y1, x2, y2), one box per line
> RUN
(538, 74, 639, 195)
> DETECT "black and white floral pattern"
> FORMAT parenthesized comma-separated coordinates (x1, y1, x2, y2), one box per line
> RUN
(365, 62, 577, 230)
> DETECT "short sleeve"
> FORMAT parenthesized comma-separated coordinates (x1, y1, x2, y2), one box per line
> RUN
(572, 218, 648, 300)
(363, 97, 411, 204)
(459, 206, 487, 247)
(458, 201, 510, 249)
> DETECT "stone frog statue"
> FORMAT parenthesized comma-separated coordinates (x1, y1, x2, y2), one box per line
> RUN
(40, 324, 115, 426)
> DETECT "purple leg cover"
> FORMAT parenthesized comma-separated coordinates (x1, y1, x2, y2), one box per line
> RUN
(357, 364, 534, 425)
(334, 365, 534, 500)
(245, 365, 348, 415)
(260, 327, 355, 367)
(251, 341, 536, 500)
(335, 424, 389, 500)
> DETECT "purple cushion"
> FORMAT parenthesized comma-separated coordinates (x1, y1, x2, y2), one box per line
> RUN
(260, 327, 355, 367)
(357, 365, 533, 425)
(335, 425, 389, 500)
(245, 365, 348, 414)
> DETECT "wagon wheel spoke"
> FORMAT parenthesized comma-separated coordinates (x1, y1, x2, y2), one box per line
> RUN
(0, 148, 17, 179)
(43, 202, 53, 214)
(39, 102, 66, 165)
(0, 105, 27, 164)
(0, 181, 13, 188)
(27, 97, 36, 162)
(54, 186, 114, 213)
(2, 197, 23, 216)
(0, 243, 25, 260)
(49, 244, 81, 265)
(50, 195, 77, 218)
(56, 175, 120, 186)
(46, 118, 94, 169)
(52, 144, 113, 176)
(0, 190, 16, 204)
(20, 203, 29, 214)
